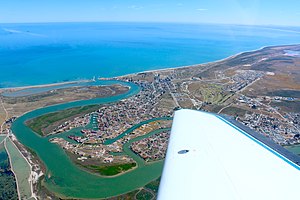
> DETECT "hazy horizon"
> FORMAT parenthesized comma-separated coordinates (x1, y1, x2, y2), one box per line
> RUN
(1, 0, 300, 26)
(1, 21, 300, 28)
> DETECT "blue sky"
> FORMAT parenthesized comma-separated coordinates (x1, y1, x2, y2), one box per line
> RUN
(1, 0, 300, 26)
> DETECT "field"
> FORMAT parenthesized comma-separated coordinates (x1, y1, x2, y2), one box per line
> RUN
(188, 82, 231, 104)
(26, 105, 100, 136)
(0, 84, 129, 131)
(220, 106, 251, 117)
(87, 163, 137, 176)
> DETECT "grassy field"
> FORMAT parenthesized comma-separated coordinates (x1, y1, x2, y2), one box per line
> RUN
(188, 82, 230, 104)
(221, 106, 250, 117)
(26, 104, 100, 136)
(88, 163, 137, 176)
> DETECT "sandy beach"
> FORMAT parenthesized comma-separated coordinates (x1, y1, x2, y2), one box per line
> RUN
(0, 79, 92, 93)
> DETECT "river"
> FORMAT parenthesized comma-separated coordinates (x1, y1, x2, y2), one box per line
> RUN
(11, 80, 166, 199)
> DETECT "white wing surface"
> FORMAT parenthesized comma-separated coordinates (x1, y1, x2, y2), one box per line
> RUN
(157, 109, 300, 200)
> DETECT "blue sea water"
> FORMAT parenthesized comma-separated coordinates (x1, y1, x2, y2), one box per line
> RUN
(0, 22, 300, 88)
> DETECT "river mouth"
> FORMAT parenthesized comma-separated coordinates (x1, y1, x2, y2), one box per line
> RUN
(2, 80, 127, 98)
(10, 80, 167, 199)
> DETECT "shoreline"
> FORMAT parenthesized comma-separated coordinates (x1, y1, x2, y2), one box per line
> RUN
(2, 43, 299, 91)
(0, 79, 92, 93)
(112, 43, 300, 79)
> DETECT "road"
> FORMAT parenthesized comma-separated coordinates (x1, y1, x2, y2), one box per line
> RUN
(0, 97, 9, 133)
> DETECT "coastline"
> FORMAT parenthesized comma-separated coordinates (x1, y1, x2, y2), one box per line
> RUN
(111, 43, 300, 79)
(0, 79, 92, 93)
(5, 43, 300, 199)
(1, 43, 299, 91)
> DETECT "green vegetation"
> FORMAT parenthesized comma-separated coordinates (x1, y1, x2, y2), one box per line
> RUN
(200, 84, 229, 104)
(0, 143, 9, 171)
(0, 171, 19, 200)
(3, 91, 57, 104)
(0, 142, 18, 200)
(144, 177, 160, 193)
(26, 104, 100, 136)
(136, 189, 154, 200)
(222, 106, 250, 117)
(189, 83, 230, 104)
(88, 163, 137, 176)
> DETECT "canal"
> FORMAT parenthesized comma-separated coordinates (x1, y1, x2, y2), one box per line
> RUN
(11, 81, 167, 199)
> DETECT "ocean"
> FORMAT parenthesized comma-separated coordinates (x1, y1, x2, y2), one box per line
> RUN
(0, 22, 300, 88)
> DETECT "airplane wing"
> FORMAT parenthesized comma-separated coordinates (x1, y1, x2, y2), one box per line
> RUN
(157, 109, 300, 200)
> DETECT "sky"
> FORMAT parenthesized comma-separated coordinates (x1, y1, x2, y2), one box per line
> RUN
(1, 0, 300, 26)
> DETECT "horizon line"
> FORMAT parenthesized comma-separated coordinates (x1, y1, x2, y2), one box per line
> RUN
(0, 20, 299, 28)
